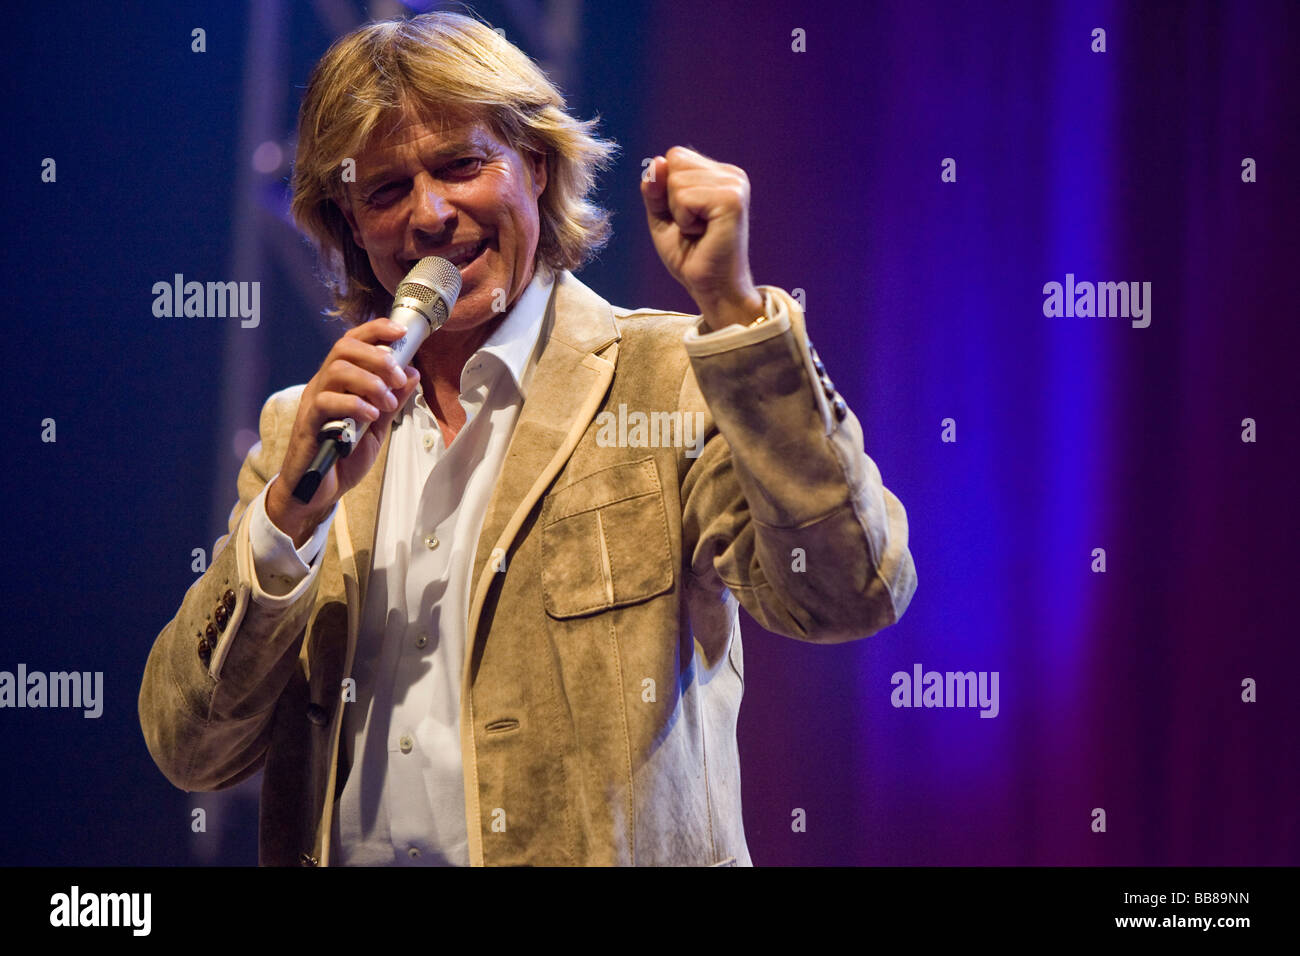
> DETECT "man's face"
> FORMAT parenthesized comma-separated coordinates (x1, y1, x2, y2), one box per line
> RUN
(340, 107, 547, 332)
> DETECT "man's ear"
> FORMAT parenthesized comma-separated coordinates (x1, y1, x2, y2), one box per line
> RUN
(338, 196, 367, 251)
(527, 150, 548, 200)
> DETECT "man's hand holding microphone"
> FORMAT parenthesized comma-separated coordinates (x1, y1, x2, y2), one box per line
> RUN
(265, 257, 461, 547)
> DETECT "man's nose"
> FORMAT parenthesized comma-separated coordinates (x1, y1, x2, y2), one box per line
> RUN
(409, 171, 455, 236)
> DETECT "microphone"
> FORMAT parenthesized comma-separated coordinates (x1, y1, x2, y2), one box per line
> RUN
(291, 256, 462, 504)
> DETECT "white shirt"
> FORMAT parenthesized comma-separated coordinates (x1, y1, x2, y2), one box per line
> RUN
(245, 267, 555, 866)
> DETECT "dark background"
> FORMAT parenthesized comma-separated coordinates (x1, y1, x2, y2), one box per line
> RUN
(1, 0, 1296, 865)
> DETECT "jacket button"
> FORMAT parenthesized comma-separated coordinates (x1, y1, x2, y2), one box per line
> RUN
(197, 639, 212, 663)
(819, 373, 836, 396)
(810, 347, 826, 377)
(222, 589, 236, 611)
(832, 395, 848, 422)
(306, 704, 328, 726)
(214, 604, 229, 629)
(205, 622, 218, 644)
(299, 852, 319, 867)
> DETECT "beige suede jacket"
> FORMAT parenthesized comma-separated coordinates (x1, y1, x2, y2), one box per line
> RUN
(139, 269, 917, 866)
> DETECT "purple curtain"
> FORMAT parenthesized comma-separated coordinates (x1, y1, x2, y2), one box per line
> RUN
(628, 0, 1299, 865)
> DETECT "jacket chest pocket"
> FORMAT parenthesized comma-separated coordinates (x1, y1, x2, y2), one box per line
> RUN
(541, 457, 674, 618)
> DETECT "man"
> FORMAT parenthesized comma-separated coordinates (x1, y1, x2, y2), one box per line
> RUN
(139, 12, 917, 866)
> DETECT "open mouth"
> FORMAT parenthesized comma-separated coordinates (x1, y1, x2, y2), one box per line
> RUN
(407, 238, 488, 273)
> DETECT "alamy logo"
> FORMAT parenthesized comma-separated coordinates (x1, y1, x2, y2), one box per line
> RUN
(50, 886, 150, 936)
(152, 273, 261, 328)
(890, 663, 999, 718)
(0, 665, 103, 718)
(1042, 273, 1151, 328)
(594, 403, 707, 459)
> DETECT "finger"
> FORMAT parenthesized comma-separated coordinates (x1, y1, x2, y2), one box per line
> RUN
(343, 317, 408, 345)
(664, 185, 710, 236)
(641, 156, 670, 221)
(331, 336, 409, 389)
(668, 183, 746, 229)
(318, 359, 400, 414)
(370, 366, 420, 435)
(664, 145, 716, 169)
(310, 390, 382, 428)
(662, 167, 748, 192)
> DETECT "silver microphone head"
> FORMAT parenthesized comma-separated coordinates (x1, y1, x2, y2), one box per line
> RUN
(393, 256, 462, 330)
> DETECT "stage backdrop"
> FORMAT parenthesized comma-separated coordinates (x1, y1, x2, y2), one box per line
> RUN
(1, 0, 1295, 865)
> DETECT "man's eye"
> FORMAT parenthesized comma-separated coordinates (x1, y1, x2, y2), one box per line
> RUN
(445, 157, 483, 176)
(365, 182, 406, 207)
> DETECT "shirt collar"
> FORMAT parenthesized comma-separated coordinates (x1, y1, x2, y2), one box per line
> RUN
(459, 264, 554, 400)
(407, 265, 554, 425)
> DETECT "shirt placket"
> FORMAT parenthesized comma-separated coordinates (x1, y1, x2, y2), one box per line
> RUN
(386, 375, 492, 864)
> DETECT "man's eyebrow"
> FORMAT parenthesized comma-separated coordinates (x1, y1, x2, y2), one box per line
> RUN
(355, 139, 486, 190)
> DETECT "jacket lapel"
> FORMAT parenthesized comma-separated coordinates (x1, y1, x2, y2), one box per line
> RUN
(338, 427, 392, 613)
(466, 269, 620, 639)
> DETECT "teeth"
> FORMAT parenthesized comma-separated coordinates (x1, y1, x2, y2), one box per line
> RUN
(408, 241, 484, 272)
(445, 241, 483, 266)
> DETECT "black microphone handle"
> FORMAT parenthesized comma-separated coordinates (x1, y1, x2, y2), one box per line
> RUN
(292, 438, 344, 504)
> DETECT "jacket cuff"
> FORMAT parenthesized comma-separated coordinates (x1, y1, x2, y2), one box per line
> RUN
(682, 287, 790, 352)
(204, 491, 323, 683)
(684, 285, 837, 437)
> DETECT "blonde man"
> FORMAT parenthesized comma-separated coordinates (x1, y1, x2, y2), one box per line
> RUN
(140, 11, 916, 867)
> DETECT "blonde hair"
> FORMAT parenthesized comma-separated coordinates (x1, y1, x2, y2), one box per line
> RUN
(291, 11, 618, 323)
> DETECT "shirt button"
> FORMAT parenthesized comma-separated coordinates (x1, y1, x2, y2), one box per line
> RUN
(423, 433, 436, 451)
(399, 735, 413, 753)
(424, 534, 439, 550)
(415, 635, 428, 649)
(408, 847, 421, 859)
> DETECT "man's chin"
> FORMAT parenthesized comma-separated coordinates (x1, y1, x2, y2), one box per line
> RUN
(437, 306, 506, 338)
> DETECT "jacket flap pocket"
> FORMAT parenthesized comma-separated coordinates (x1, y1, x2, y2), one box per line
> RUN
(542, 458, 673, 618)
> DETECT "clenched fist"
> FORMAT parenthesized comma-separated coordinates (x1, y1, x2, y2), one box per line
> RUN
(641, 146, 765, 331)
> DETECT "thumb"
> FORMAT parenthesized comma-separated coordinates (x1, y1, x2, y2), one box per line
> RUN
(641, 156, 670, 222)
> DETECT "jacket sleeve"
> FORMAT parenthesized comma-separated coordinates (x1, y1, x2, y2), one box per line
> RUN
(138, 384, 324, 791)
(680, 286, 917, 644)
